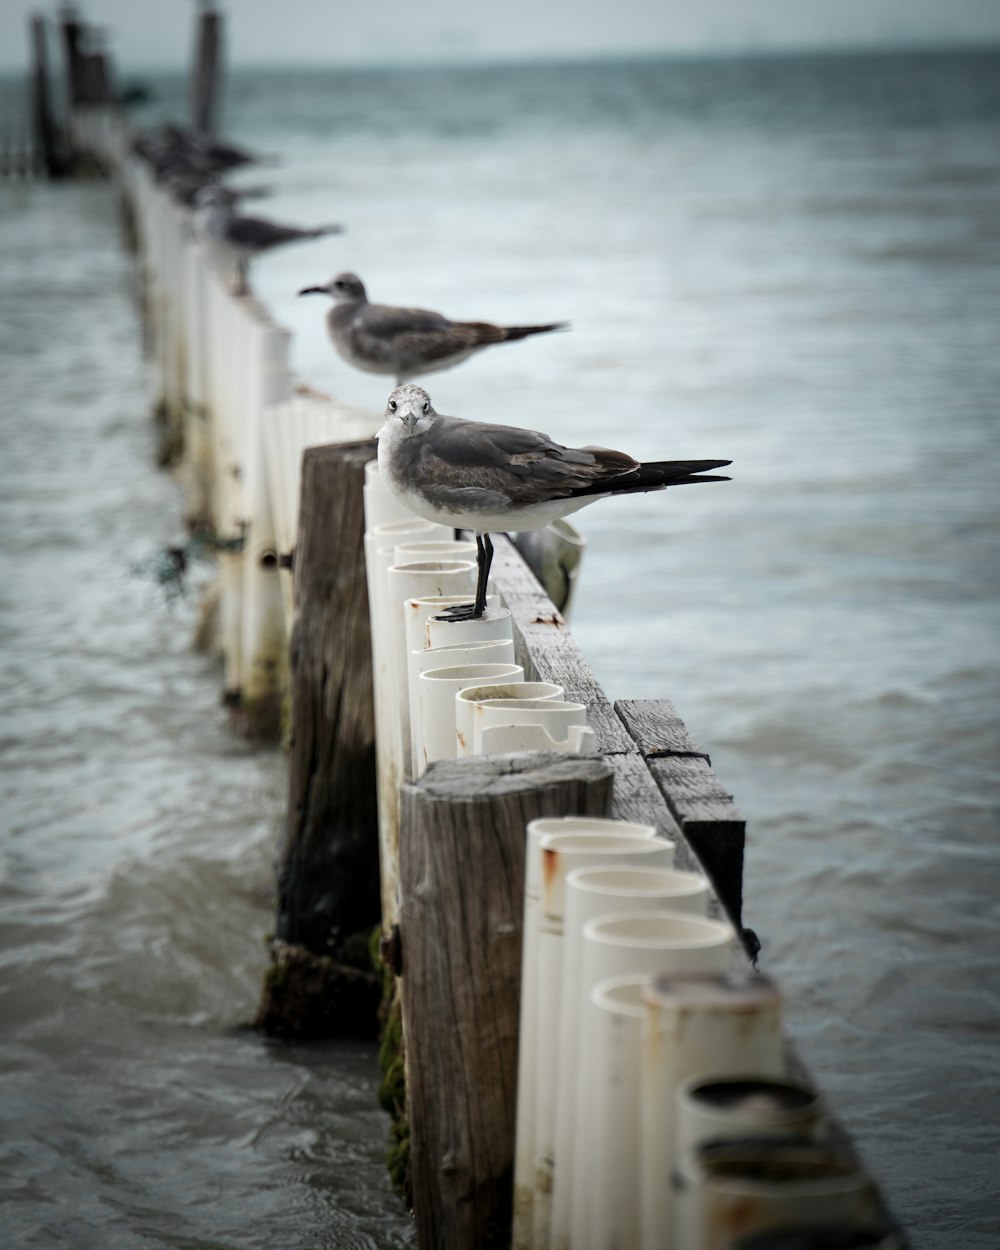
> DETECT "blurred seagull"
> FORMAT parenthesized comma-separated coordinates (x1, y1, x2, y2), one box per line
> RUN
(298, 272, 568, 385)
(194, 186, 344, 296)
(165, 170, 273, 209)
(133, 123, 260, 181)
(377, 384, 731, 620)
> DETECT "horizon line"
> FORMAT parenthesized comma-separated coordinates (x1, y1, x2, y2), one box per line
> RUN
(1, 34, 999, 77)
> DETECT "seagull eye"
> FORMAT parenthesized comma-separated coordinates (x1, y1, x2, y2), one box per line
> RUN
(388, 399, 397, 412)
(421, 400, 430, 414)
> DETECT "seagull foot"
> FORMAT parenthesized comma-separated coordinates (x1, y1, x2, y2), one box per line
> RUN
(433, 602, 483, 623)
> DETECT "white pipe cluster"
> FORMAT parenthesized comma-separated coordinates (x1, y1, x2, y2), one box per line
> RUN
(512, 811, 886, 1249)
(110, 128, 383, 718)
(362, 462, 598, 926)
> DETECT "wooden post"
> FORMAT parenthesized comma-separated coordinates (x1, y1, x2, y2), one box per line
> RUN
(58, 6, 87, 109)
(255, 440, 382, 1039)
(190, 6, 222, 136)
(399, 752, 614, 1250)
(29, 15, 65, 179)
(615, 698, 746, 926)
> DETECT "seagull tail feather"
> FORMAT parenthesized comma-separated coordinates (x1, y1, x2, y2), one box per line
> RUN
(570, 458, 732, 500)
(499, 321, 570, 341)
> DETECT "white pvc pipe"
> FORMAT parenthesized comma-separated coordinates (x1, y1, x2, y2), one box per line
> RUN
(374, 560, 478, 923)
(363, 458, 427, 531)
(364, 525, 464, 925)
(422, 603, 510, 651)
(393, 539, 479, 565)
(640, 971, 786, 1250)
(454, 683, 565, 759)
(414, 663, 524, 770)
(512, 817, 657, 1250)
(407, 598, 509, 656)
(534, 836, 678, 1250)
(674, 1075, 825, 1163)
(570, 916, 735, 1250)
(575, 975, 648, 1250)
(408, 639, 515, 765)
(673, 1137, 882, 1250)
(552, 865, 707, 1249)
(239, 321, 292, 714)
(469, 699, 586, 756)
(384, 561, 478, 777)
(482, 724, 596, 753)
(402, 596, 508, 775)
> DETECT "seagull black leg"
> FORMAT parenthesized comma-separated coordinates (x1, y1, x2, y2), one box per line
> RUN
(476, 533, 494, 617)
(435, 532, 493, 622)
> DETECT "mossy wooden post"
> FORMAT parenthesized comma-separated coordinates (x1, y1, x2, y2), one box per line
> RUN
(255, 440, 382, 1039)
(190, 6, 222, 136)
(398, 752, 614, 1250)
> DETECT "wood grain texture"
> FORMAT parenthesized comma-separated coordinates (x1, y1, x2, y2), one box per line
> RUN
(616, 698, 746, 925)
(614, 695, 710, 761)
(275, 440, 381, 958)
(399, 753, 613, 1250)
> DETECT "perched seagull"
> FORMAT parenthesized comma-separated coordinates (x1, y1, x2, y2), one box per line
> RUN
(297, 272, 568, 385)
(134, 124, 260, 181)
(193, 186, 344, 296)
(378, 384, 732, 620)
(165, 170, 272, 209)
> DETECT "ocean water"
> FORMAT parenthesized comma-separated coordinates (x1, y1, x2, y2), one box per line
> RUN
(2, 47, 999, 1248)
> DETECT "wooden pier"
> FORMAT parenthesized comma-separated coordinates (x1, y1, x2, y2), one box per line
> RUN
(46, 8, 910, 1249)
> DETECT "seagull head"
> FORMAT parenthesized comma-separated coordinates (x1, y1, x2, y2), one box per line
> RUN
(297, 271, 366, 301)
(387, 384, 434, 436)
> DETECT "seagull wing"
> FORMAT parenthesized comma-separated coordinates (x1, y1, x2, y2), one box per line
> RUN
(416, 415, 638, 508)
(352, 306, 507, 365)
(225, 215, 317, 249)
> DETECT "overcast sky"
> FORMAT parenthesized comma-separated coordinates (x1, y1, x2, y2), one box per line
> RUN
(4, 0, 1000, 71)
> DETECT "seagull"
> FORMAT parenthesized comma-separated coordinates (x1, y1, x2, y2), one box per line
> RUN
(193, 187, 344, 296)
(297, 272, 568, 385)
(377, 384, 732, 620)
(164, 168, 273, 209)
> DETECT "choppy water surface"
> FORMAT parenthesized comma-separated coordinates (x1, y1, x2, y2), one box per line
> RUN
(2, 48, 1000, 1248)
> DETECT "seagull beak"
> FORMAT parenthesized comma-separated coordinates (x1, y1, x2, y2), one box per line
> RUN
(403, 411, 419, 434)
(297, 285, 327, 296)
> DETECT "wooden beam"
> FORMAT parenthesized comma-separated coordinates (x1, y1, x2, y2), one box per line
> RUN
(616, 696, 746, 926)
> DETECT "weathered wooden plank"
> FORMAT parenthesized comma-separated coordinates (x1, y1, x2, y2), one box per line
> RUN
(616, 699, 746, 926)
(399, 752, 614, 1250)
(614, 694, 710, 761)
(256, 440, 381, 1039)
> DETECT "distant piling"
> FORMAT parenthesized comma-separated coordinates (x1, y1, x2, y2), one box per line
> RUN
(191, 6, 222, 136)
(29, 15, 65, 178)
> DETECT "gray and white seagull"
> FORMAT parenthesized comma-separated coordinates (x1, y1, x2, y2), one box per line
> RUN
(298, 272, 568, 385)
(193, 186, 344, 296)
(378, 384, 732, 620)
